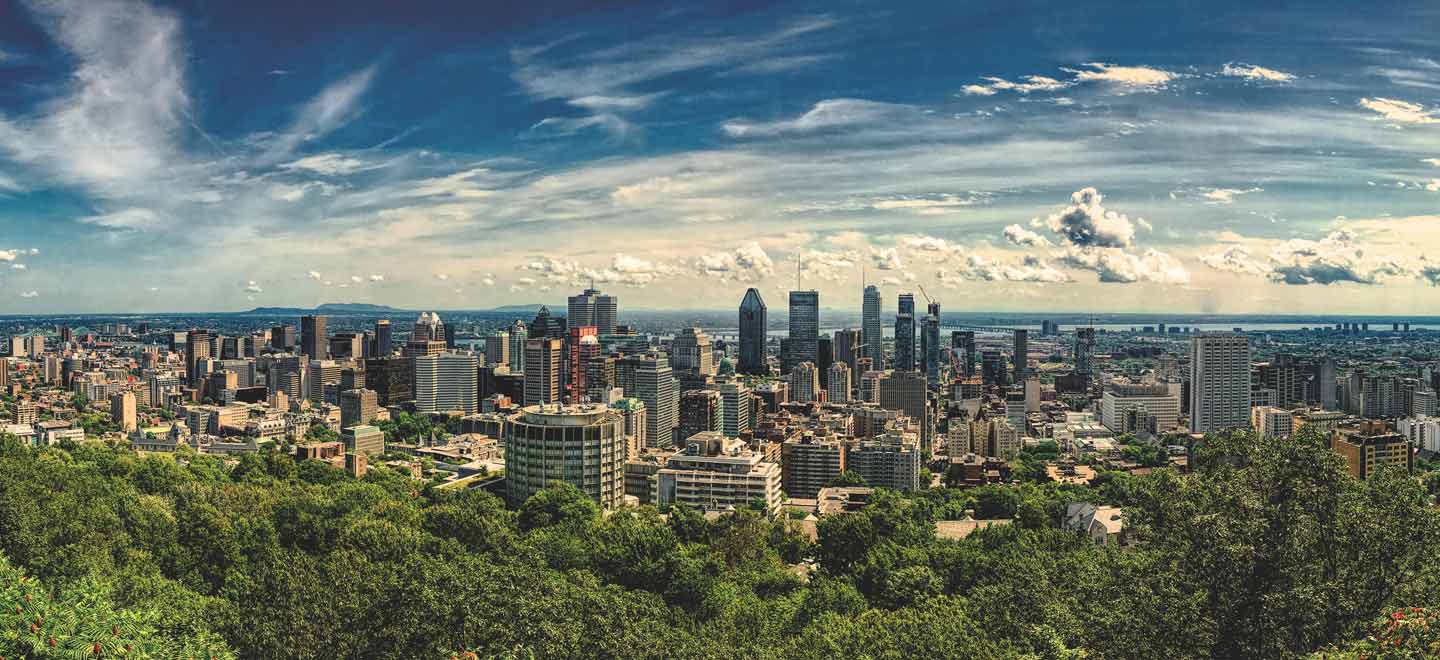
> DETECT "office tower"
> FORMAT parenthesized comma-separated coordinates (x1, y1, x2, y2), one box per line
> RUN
(568, 288, 596, 327)
(524, 338, 564, 406)
(7, 335, 24, 357)
(671, 328, 715, 378)
(185, 330, 213, 387)
(586, 355, 618, 402)
(1074, 327, 1095, 378)
(507, 320, 527, 372)
(340, 388, 379, 428)
(789, 362, 820, 403)
(110, 391, 136, 433)
(403, 337, 446, 358)
(615, 353, 678, 448)
(0, 358, 7, 389)
(786, 290, 819, 372)
(414, 352, 478, 414)
(848, 435, 922, 492)
(1012, 329, 1029, 383)
(678, 389, 721, 444)
(816, 335, 833, 389)
(270, 325, 296, 352)
(412, 312, 445, 343)
(1100, 382, 1180, 433)
(718, 380, 752, 436)
(329, 333, 363, 359)
(529, 306, 566, 339)
(567, 327, 600, 403)
(300, 315, 328, 359)
(981, 350, 1007, 386)
(612, 398, 648, 455)
(307, 359, 342, 404)
(42, 356, 61, 385)
(484, 330, 510, 367)
(657, 435, 784, 516)
(738, 288, 768, 375)
(594, 292, 618, 335)
(1189, 334, 1252, 433)
(951, 331, 976, 378)
(833, 329, 861, 377)
(374, 319, 393, 357)
(827, 362, 852, 403)
(922, 302, 941, 386)
(879, 370, 929, 447)
(219, 336, 240, 360)
(781, 436, 847, 499)
(862, 285, 883, 368)
(364, 356, 413, 406)
(505, 404, 627, 508)
(339, 367, 365, 392)
(894, 293, 916, 371)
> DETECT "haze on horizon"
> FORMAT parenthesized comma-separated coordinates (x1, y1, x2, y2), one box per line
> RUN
(2, 0, 1440, 315)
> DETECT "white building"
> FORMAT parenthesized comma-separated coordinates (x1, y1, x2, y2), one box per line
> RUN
(414, 352, 478, 414)
(1250, 406, 1295, 439)
(656, 432, 783, 516)
(1399, 416, 1440, 454)
(827, 362, 851, 404)
(789, 361, 820, 403)
(1100, 381, 1180, 434)
(1189, 334, 1251, 433)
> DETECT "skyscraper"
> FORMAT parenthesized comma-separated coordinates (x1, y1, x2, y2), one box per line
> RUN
(1189, 334, 1251, 433)
(185, 329, 213, 387)
(505, 404, 626, 509)
(567, 327, 600, 403)
(594, 292, 618, 335)
(894, 293, 916, 371)
(568, 288, 597, 327)
(862, 285, 883, 369)
(671, 327, 715, 378)
(827, 362, 852, 403)
(570, 287, 619, 334)
(529, 306, 567, 340)
(270, 325, 297, 352)
(786, 290, 819, 372)
(678, 389, 721, 444)
(484, 330, 510, 368)
(615, 353, 678, 448)
(1012, 329, 1029, 384)
(790, 362, 820, 403)
(300, 315, 328, 359)
(738, 288, 768, 375)
(110, 391, 136, 433)
(1074, 327, 1095, 379)
(922, 302, 941, 386)
(374, 319, 393, 357)
(507, 320, 527, 372)
(524, 338, 564, 406)
(718, 379, 752, 437)
(833, 328, 861, 377)
(951, 331, 975, 378)
(414, 352, 478, 414)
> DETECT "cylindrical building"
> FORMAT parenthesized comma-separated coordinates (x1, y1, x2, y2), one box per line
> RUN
(504, 404, 626, 508)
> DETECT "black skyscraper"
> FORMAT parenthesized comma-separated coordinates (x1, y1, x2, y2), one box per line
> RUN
(738, 288, 768, 375)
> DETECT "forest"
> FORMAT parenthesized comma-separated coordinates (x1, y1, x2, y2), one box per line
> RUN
(0, 427, 1437, 659)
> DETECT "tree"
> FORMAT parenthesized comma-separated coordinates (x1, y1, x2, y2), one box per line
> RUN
(516, 482, 599, 532)
(828, 471, 868, 488)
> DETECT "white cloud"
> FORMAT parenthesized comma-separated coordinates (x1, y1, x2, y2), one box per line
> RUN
(1268, 230, 1411, 285)
(265, 65, 378, 159)
(1037, 187, 1138, 248)
(694, 243, 775, 282)
(1199, 245, 1270, 275)
(1220, 63, 1296, 82)
(368, 274, 385, 282)
(1358, 97, 1439, 124)
(0, 251, 15, 262)
(306, 270, 322, 280)
(243, 280, 263, 293)
(936, 254, 1071, 285)
(961, 75, 1072, 96)
(1067, 62, 1178, 90)
(1201, 187, 1263, 204)
(280, 153, 370, 176)
(721, 99, 913, 138)
(19, 291, 38, 299)
(1057, 246, 1189, 284)
(1002, 224, 1051, 247)
(870, 246, 903, 270)
(349, 275, 363, 284)
(434, 273, 449, 281)
(77, 207, 166, 230)
(10, 264, 25, 271)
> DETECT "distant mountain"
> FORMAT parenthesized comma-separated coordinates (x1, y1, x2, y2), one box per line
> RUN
(488, 304, 550, 313)
(241, 302, 408, 315)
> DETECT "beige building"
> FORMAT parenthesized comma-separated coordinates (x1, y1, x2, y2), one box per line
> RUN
(657, 432, 783, 516)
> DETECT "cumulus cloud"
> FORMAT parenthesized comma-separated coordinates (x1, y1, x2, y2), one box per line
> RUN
(1199, 246, 1270, 275)
(1359, 97, 1439, 124)
(1002, 224, 1051, 247)
(480, 273, 497, 287)
(961, 75, 1071, 96)
(349, 275, 363, 284)
(243, 280, 263, 293)
(10, 264, 25, 271)
(936, 254, 1071, 285)
(19, 291, 38, 298)
(1066, 63, 1177, 90)
(1057, 246, 1189, 284)
(368, 274, 385, 282)
(1220, 63, 1296, 82)
(306, 270, 322, 280)
(895, 234, 965, 262)
(1037, 187, 1138, 248)
(1201, 187, 1263, 204)
(870, 246, 903, 270)
(1267, 229, 1410, 285)
(694, 243, 775, 282)
(721, 99, 913, 138)
(434, 273, 449, 281)
(0, 251, 15, 262)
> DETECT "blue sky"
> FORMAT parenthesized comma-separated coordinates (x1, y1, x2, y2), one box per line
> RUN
(2, 0, 1440, 313)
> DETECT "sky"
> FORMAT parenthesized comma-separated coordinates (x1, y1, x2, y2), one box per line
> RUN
(2, 0, 1440, 314)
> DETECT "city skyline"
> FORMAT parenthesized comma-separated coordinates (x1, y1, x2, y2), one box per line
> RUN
(4, 1, 1440, 314)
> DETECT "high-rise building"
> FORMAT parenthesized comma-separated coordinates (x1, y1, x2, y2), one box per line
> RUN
(110, 391, 136, 433)
(894, 293, 916, 371)
(568, 288, 596, 328)
(615, 353, 678, 448)
(786, 290, 819, 372)
(789, 362, 820, 403)
(507, 320, 527, 372)
(373, 319, 393, 357)
(678, 389, 721, 444)
(671, 327, 715, 378)
(364, 356, 413, 406)
(862, 285, 883, 369)
(300, 315, 328, 359)
(343, 425, 386, 456)
(505, 403, 627, 508)
(523, 338, 564, 406)
(1012, 329, 1029, 384)
(738, 288, 768, 375)
(1251, 406, 1294, 439)
(185, 330, 213, 387)
(412, 312, 445, 343)
(484, 331, 510, 368)
(270, 325, 297, 352)
(529, 306, 566, 340)
(567, 327, 600, 403)
(569, 287, 618, 334)
(1189, 334, 1252, 433)
(718, 379, 752, 437)
(340, 388, 379, 428)
(1330, 421, 1412, 479)
(1100, 382, 1180, 433)
(951, 331, 975, 378)
(414, 352, 478, 414)
(1074, 327, 1095, 380)
(833, 329, 861, 378)
(922, 302, 941, 386)
(827, 362, 852, 403)
(657, 434, 784, 516)
(307, 359, 342, 405)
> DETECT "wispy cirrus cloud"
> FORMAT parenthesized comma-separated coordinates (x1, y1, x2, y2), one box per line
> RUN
(1358, 97, 1439, 124)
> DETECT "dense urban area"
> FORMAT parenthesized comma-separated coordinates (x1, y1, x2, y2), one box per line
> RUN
(1, 288, 1439, 658)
